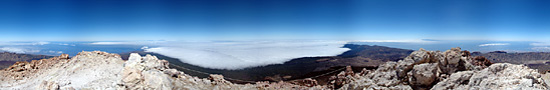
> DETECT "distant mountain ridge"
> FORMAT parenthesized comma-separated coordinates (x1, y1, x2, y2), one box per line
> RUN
(0, 52, 53, 61)
(472, 51, 550, 73)
(0, 52, 53, 69)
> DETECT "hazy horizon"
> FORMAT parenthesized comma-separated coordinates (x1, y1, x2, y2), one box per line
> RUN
(0, 0, 548, 41)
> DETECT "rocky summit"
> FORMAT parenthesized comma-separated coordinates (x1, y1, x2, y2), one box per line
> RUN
(1, 48, 549, 90)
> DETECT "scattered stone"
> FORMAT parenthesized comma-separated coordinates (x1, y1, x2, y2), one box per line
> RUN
(302, 78, 318, 87)
(432, 63, 549, 90)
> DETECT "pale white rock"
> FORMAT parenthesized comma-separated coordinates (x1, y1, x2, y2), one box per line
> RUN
(444, 47, 462, 65)
(405, 48, 429, 62)
(409, 63, 438, 86)
(0, 51, 125, 90)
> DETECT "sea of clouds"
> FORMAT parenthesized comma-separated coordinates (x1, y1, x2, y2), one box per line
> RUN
(9, 39, 550, 70)
(92, 40, 350, 70)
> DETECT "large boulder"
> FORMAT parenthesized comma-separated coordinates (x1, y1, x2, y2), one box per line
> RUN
(339, 61, 414, 90)
(409, 63, 439, 87)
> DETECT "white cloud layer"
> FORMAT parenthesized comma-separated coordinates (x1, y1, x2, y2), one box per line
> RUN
(58, 43, 75, 46)
(139, 40, 350, 70)
(89, 42, 131, 45)
(350, 39, 431, 43)
(531, 47, 550, 51)
(0, 47, 40, 53)
(33, 41, 50, 45)
(48, 50, 63, 54)
(479, 43, 510, 47)
(89, 41, 166, 45)
(530, 42, 550, 46)
(0, 41, 50, 46)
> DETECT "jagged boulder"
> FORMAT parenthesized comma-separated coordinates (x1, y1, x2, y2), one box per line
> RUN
(472, 56, 492, 68)
(444, 47, 463, 65)
(409, 63, 439, 87)
(302, 78, 318, 87)
(339, 61, 413, 90)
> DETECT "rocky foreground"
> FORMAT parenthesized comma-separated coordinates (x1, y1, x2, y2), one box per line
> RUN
(1, 48, 549, 90)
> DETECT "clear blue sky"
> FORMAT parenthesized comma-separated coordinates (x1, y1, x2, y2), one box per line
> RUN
(0, 0, 549, 41)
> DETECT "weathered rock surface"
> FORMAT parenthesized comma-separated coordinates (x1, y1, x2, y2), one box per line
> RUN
(1, 48, 548, 90)
(432, 63, 549, 90)
(1, 51, 123, 89)
(339, 47, 549, 90)
(409, 63, 438, 87)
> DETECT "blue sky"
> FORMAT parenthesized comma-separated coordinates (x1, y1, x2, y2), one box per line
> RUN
(0, 0, 549, 41)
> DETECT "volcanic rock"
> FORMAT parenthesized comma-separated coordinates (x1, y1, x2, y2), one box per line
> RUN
(0, 48, 548, 90)
(432, 63, 549, 89)
(339, 47, 549, 90)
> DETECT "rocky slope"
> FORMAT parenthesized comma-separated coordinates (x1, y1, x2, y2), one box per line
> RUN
(0, 52, 53, 69)
(340, 47, 549, 90)
(0, 52, 53, 62)
(472, 52, 550, 73)
(1, 48, 548, 90)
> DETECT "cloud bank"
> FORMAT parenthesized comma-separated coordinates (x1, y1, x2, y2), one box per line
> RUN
(0, 41, 50, 46)
(530, 42, 550, 46)
(0, 47, 40, 53)
(89, 41, 166, 45)
(479, 43, 510, 47)
(139, 40, 350, 70)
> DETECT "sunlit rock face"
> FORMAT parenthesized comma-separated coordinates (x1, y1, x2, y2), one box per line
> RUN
(0, 51, 124, 89)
